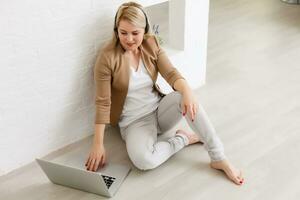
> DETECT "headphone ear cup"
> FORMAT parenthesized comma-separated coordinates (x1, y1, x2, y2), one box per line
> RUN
(114, 27, 118, 38)
(113, 9, 119, 38)
(145, 23, 149, 33)
(144, 15, 149, 33)
(142, 10, 150, 34)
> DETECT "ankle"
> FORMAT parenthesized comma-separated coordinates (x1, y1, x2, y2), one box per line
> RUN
(175, 133, 189, 146)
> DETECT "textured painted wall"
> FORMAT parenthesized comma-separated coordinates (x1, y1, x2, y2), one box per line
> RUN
(0, 0, 209, 176)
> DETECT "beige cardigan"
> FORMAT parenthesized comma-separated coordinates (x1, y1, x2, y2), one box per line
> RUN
(93, 35, 185, 126)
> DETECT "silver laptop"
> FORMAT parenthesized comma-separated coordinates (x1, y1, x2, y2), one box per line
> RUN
(36, 158, 131, 198)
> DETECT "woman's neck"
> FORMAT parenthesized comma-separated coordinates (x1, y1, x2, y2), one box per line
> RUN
(128, 48, 140, 56)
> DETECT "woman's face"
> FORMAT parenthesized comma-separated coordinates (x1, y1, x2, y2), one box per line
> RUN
(117, 19, 145, 52)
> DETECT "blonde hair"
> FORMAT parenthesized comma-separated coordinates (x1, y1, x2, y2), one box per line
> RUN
(106, 2, 153, 50)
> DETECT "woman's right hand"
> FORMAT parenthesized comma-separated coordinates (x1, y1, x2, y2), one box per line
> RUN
(85, 142, 106, 172)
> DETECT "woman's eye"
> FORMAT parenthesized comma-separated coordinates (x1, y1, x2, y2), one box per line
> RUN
(120, 32, 139, 35)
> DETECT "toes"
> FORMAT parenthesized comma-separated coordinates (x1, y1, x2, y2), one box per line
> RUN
(237, 170, 242, 178)
(229, 173, 242, 185)
(175, 129, 182, 134)
(228, 171, 244, 185)
(228, 174, 240, 185)
(211, 161, 244, 185)
(234, 176, 243, 185)
(237, 171, 244, 183)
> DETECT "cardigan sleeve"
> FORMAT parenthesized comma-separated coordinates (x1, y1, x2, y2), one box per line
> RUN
(153, 36, 185, 91)
(93, 51, 111, 124)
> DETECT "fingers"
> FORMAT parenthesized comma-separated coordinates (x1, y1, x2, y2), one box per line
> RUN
(86, 157, 101, 171)
(193, 103, 197, 115)
(183, 104, 196, 121)
(190, 105, 194, 121)
(100, 155, 105, 168)
(85, 147, 106, 171)
(85, 157, 89, 166)
(182, 99, 199, 122)
(89, 159, 95, 170)
(87, 158, 99, 171)
(86, 157, 92, 169)
(102, 152, 106, 167)
(93, 159, 100, 171)
(181, 103, 187, 116)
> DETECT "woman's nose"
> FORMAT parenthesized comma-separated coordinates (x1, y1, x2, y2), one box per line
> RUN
(127, 34, 133, 42)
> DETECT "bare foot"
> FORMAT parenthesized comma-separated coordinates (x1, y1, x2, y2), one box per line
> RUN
(175, 129, 203, 145)
(210, 159, 244, 185)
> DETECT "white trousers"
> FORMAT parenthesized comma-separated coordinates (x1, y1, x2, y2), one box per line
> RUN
(120, 91, 226, 170)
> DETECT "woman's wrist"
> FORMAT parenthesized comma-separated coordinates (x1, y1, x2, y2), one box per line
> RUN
(93, 133, 104, 146)
(94, 124, 105, 145)
(93, 139, 103, 147)
(93, 134, 103, 144)
(182, 88, 193, 97)
(174, 79, 192, 97)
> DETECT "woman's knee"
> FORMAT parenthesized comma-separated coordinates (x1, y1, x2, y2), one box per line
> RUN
(174, 91, 183, 113)
(170, 91, 182, 101)
(164, 91, 182, 110)
(128, 151, 158, 171)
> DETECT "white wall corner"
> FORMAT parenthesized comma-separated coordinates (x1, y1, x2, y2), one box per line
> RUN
(157, 0, 210, 93)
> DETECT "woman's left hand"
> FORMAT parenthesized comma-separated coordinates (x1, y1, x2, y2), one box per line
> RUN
(180, 91, 199, 122)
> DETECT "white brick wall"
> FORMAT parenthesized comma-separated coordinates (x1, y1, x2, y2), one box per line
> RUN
(0, 0, 120, 176)
(0, 0, 209, 176)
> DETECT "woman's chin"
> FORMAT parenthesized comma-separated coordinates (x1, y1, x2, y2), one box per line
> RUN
(120, 43, 139, 51)
(126, 47, 138, 52)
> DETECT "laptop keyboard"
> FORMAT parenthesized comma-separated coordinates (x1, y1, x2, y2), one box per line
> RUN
(102, 175, 116, 189)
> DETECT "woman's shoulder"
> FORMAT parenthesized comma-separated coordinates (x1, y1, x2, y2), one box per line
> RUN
(141, 35, 162, 57)
(98, 41, 115, 56)
(143, 35, 160, 49)
(95, 41, 119, 65)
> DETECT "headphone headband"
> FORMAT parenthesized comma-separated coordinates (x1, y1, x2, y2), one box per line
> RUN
(113, 5, 150, 37)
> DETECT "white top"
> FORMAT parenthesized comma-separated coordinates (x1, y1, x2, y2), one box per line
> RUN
(118, 58, 162, 128)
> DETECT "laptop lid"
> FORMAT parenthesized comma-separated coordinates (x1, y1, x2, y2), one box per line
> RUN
(36, 158, 115, 197)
